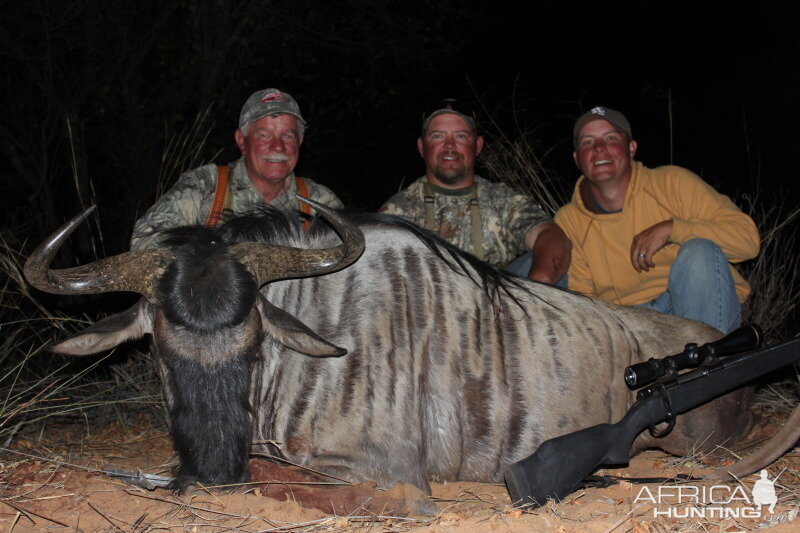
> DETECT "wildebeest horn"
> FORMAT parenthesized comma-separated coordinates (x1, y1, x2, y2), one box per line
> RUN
(230, 196, 365, 286)
(24, 206, 172, 301)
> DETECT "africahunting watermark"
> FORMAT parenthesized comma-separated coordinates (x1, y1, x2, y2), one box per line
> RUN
(633, 469, 780, 519)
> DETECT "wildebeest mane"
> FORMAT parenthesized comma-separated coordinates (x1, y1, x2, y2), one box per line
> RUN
(217, 207, 304, 247)
(157, 226, 258, 332)
(215, 208, 531, 309)
(359, 213, 529, 308)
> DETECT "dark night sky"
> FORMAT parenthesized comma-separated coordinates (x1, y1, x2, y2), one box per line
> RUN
(2, 1, 798, 237)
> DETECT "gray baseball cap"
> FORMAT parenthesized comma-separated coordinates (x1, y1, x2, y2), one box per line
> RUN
(238, 89, 305, 130)
(573, 106, 632, 146)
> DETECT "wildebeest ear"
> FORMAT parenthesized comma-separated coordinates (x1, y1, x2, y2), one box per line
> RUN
(52, 298, 153, 356)
(257, 298, 347, 357)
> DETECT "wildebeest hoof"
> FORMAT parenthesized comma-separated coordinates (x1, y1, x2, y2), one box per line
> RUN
(415, 498, 440, 516)
(177, 483, 198, 497)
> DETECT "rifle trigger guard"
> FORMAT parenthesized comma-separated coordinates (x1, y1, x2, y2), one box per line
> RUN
(649, 385, 676, 438)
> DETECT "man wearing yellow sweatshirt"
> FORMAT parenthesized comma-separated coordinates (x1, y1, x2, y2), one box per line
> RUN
(554, 107, 759, 333)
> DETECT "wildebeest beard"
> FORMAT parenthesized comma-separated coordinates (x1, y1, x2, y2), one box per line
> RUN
(159, 339, 254, 489)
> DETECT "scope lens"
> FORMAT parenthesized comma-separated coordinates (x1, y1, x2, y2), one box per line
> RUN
(624, 367, 637, 387)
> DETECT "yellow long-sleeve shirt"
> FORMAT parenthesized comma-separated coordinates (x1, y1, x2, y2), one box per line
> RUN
(554, 162, 760, 305)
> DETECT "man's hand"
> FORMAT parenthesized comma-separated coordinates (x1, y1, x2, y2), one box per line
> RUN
(526, 223, 572, 284)
(630, 220, 673, 272)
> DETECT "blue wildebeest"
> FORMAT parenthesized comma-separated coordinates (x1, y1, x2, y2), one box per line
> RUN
(25, 200, 757, 508)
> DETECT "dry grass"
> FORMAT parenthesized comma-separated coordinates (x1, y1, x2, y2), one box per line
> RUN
(154, 105, 220, 203)
(753, 380, 800, 415)
(0, 235, 165, 450)
(477, 96, 570, 215)
(739, 194, 800, 341)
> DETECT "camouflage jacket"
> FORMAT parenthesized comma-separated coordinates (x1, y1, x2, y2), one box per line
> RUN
(379, 176, 550, 266)
(130, 158, 343, 250)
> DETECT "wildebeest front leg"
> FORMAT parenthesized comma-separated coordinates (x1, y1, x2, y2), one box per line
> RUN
(311, 453, 438, 515)
(249, 459, 438, 516)
(308, 453, 433, 492)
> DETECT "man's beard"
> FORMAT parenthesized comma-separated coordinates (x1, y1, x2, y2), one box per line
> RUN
(433, 164, 469, 186)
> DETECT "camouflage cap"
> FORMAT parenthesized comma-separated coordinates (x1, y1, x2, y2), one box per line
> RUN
(573, 106, 632, 147)
(421, 100, 478, 135)
(238, 89, 305, 130)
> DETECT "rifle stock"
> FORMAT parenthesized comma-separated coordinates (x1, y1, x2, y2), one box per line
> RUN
(504, 330, 800, 508)
(504, 396, 667, 506)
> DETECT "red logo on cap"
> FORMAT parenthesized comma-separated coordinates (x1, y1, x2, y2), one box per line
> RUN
(260, 92, 290, 103)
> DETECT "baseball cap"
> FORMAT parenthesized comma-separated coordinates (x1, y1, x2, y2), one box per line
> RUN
(573, 106, 632, 146)
(421, 100, 478, 135)
(238, 89, 305, 130)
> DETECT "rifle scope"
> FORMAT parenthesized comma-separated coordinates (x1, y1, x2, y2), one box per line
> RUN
(624, 324, 763, 388)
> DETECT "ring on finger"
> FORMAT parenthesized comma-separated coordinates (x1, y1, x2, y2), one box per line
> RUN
(637, 253, 646, 258)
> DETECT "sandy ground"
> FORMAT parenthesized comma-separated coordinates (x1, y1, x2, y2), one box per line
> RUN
(1, 420, 798, 532)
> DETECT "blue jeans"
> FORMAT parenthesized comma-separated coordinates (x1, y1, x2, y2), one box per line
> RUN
(505, 252, 568, 288)
(638, 239, 741, 333)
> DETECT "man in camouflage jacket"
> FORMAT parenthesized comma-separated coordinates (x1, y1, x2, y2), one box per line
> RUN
(380, 107, 571, 284)
(131, 89, 343, 250)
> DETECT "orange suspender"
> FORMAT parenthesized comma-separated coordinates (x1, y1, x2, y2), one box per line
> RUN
(206, 167, 312, 231)
(205, 165, 229, 228)
(295, 176, 312, 232)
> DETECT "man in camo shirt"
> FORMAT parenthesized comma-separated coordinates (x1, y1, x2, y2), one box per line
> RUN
(131, 89, 343, 250)
(380, 107, 571, 284)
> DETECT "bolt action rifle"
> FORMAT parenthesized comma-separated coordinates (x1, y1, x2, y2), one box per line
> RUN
(503, 325, 800, 507)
